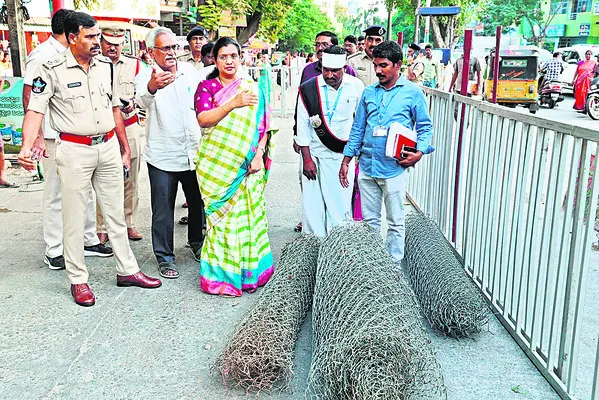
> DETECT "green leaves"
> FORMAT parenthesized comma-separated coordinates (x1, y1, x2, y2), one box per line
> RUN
(277, 0, 334, 52)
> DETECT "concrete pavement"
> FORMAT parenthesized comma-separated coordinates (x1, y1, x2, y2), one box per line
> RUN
(0, 116, 563, 399)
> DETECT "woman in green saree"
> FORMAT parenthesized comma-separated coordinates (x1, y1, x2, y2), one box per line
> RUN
(195, 37, 274, 296)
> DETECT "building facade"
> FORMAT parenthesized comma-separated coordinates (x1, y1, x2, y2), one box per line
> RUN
(543, 0, 599, 47)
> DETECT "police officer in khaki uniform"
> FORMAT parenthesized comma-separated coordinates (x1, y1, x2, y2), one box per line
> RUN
(18, 11, 161, 307)
(347, 25, 386, 87)
(96, 25, 144, 243)
(177, 25, 208, 70)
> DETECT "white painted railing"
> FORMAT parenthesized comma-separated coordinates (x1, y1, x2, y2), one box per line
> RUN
(245, 65, 302, 117)
(407, 88, 599, 400)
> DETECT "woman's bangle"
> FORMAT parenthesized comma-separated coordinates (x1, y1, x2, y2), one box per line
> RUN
(341, 162, 349, 166)
(222, 104, 229, 113)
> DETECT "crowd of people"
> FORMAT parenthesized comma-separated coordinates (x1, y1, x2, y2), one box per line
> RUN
(12, 10, 437, 307)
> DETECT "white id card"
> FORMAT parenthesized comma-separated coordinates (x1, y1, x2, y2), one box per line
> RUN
(373, 125, 388, 137)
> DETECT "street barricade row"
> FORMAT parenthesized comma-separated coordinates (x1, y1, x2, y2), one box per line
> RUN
(409, 87, 599, 400)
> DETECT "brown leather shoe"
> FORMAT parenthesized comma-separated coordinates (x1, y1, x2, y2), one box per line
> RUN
(127, 227, 143, 241)
(97, 232, 109, 245)
(71, 283, 95, 307)
(117, 271, 162, 288)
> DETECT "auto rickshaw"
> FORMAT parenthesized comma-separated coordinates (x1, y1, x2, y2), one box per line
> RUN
(484, 47, 540, 113)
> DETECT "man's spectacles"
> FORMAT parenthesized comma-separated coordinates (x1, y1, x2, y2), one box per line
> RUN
(218, 54, 239, 62)
(155, 45, 179, 53)
(315, 42, 331, 49)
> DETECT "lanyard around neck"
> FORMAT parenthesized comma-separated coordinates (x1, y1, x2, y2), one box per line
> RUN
(376, 85, 401, 125)
(323, 83, 344, 122)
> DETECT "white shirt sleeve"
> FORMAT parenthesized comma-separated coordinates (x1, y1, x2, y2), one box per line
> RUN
(135, 67, 155, 109)
(294, 92, 313, 147)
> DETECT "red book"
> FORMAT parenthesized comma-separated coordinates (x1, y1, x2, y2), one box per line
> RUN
(385, 122, 417, 161)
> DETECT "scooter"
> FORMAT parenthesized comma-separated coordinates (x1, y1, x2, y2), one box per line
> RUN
(585, 77, 599, 120)
(538, 77, 565, 109)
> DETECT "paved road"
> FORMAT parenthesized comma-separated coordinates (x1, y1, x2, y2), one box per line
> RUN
(512, 93, 598, 130)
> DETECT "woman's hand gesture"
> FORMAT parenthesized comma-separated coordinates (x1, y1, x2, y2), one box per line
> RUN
(232, 89, 258, 109)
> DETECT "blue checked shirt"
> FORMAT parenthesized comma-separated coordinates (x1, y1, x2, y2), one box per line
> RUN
(542, 57, 564, 82)
(343, 75, 435, 179)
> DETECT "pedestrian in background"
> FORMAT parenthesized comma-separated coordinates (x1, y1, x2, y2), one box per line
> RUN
(572, 50, 597, 113)
(22, 8, 112, 270)
(96, 25, 145, 244)
(19, 11, 161, 306)
(347, 25, 385, 87)
(195, 37, 274, 297)
(357, 36, 365, 53)
(136, 26, 205, 279)
(344, 35, 358, 58)
(406, 43, 424, 84)
(178, 25, 209, 71)
(421, 44, 441, 88)
(339, 41, 434, 264)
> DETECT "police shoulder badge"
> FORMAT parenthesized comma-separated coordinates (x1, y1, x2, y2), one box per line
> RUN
(32, 77, 47, 94)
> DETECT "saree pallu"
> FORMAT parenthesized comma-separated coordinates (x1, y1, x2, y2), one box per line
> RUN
(196, 78, 273, 296)
(574, 60, 597, 111)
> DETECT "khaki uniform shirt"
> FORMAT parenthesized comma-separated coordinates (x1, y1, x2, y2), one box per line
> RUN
(347, 51, 377, 87)
(28, 48, 120, 136)
(114, 54, 143, 158)
(177, 53, 203, 71)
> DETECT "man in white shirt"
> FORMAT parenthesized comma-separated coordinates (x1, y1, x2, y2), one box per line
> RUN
(295, 46, 364, 237)
(23, 8, 112, 270)
(135, 27, 204, 279)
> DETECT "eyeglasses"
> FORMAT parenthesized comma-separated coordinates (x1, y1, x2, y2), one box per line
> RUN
(315, 42, 331, 49)
(154, 45, 179, 53)
(217, 54, 239, 62)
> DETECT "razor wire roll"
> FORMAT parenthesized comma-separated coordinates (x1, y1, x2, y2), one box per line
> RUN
(213, 235, 320, 393)
(404, 212, 489, 338)
(308, 222, 446, 400)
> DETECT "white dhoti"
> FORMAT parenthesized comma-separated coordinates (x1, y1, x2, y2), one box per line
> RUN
(302, 154, 354, 237)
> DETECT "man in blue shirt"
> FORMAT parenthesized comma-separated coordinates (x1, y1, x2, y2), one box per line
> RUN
(339, 41, 434, 263)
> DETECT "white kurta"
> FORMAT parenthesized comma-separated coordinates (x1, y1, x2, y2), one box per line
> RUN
(295, 74, 364, 236)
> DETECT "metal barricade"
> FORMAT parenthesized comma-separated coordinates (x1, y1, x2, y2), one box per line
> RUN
(407, 87, 599, 400)
(245, 65, 301, 117)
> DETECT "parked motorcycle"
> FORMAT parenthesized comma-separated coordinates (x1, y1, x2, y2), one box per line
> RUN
(585, 77, 599, 120)
(538, 78, 565, 109)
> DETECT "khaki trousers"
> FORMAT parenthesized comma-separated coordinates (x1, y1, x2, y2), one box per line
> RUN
(55, 137, 139, 284)
(96, 123, 142, 232)
(42, 139, 99, 258)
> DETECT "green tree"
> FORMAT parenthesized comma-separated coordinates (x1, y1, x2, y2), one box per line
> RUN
(195, 0, 295, 45)
(478, 0, 558, 46)
(277, 0, 334, 52)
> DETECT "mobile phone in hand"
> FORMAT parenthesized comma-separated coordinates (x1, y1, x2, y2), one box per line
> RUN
(400, 145, 418, 159)
(120, 98, 130, 107)
(123, 165, 131, 180)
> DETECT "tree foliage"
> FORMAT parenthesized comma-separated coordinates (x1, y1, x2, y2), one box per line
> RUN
(339, 3, 384, 38)
(73, 0, 100, 8)
(195, 0, 294, 45)
(277, 0, 334, 52)
(478, 0, 558, 46)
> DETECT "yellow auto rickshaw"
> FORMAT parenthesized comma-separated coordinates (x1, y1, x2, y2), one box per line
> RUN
(484, 47, 540, 113)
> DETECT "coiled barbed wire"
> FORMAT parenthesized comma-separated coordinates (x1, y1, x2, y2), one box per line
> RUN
(308, 222, 446, 400)
(213, 235, 320, 393)
(404, 212, 489, 338)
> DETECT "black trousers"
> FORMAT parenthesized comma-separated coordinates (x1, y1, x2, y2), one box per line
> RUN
(147, 163, 205, 264)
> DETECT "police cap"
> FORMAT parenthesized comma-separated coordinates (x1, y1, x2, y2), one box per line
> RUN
(186, 26, 208, 42)
(363, 25, 386, 38)
(101, 25, 126, 45)
(408, 43, 421, 51)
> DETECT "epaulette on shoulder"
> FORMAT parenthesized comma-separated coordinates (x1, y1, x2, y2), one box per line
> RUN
(122, 54, 140, 61)
(42, 54, 66, 70)
(95, 55, 113, 64)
